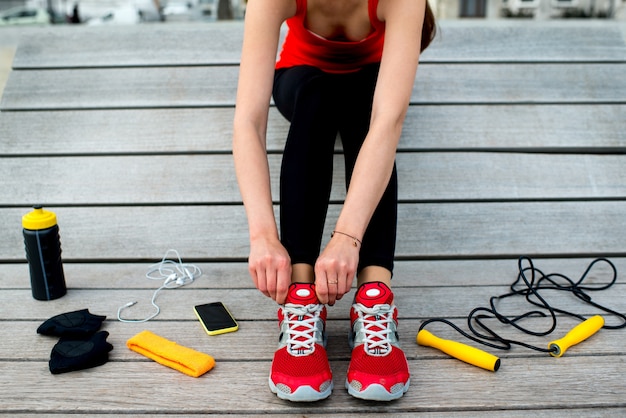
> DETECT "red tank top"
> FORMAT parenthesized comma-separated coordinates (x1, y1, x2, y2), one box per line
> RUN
(275, 0, 385, 74)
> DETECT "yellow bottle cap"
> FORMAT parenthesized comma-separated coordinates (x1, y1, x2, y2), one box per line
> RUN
(22, 206, 57, 230)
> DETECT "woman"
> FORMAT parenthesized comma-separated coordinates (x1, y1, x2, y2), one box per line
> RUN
(233, 0, 436, 402)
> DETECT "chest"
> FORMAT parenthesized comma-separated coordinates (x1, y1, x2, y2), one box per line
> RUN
(304, 0, 374, 42)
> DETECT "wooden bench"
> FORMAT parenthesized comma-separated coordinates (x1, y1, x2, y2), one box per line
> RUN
(1, 20, 625, 415)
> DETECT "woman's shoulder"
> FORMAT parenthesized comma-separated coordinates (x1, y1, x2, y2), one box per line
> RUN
(376, 0, 424, 21)
(246, 0, 298, 23)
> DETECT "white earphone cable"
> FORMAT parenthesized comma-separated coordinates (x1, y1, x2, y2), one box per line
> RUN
(117, 249, 202, 323)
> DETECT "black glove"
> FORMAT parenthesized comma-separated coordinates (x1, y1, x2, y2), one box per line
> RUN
(37, 309, 106, 338)
(49, 331, 114, 374)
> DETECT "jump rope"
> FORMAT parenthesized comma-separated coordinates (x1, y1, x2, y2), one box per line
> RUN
(417, 256, 626, 371)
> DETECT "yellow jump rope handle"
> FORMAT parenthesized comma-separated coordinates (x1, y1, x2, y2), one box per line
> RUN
(548, 315, 604, 357)
(417, 329, 500, 372)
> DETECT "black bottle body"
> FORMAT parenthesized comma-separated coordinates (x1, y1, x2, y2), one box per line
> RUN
(23, 225, 67, 300)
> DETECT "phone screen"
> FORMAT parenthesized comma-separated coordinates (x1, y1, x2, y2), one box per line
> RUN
(194, 302, 239, 336)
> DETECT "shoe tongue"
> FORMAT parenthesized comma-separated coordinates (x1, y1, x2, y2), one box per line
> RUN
(355, 282, 393, 308)
(286, 283, 319, 305)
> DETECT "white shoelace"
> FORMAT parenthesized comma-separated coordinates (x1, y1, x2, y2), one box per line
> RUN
(354, 303, 394, 356)
(283, 303, 324, 356)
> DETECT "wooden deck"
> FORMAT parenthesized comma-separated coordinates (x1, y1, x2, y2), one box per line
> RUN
(1, 20, 626, 416)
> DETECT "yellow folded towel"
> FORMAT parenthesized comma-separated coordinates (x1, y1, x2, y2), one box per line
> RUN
(127, 330, 215, 377)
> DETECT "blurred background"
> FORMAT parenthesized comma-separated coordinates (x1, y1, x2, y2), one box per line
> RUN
(0, 0, 624, 25)
(1, 0, 243, 25)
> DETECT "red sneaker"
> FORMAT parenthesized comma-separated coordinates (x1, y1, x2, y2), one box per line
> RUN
(269, 283, 333, 401)
(346, 282, 410, 401)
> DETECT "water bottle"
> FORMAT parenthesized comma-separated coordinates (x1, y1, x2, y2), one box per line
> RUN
(22, 206, 67, 301)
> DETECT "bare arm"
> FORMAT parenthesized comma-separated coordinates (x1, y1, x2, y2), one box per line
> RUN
(232, 0, 296, 304)
(315, 0, 426, 303)
(340, 0, 425, 231)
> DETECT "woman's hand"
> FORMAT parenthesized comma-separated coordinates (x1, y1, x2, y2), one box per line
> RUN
(314, 233, 360, 305)
(248, 236, 292, 305)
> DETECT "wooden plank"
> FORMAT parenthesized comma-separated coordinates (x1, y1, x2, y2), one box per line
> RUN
(3, 284, 624, 322)
(3, 63, 625, 111)
(412, 63, 626, 105)
(2, 105, 625, 156)
(1, 357, 625, 413)
(11, 22, 246, 69)
(399, 104, 626, 153)
(3, 315, 624, 361)
(5, 257, 624, 290)
(421, 20, 626, 63)
(2, 202, 625, 261)
(0, 107, 248, 155)
(395, 201, 626, 259)
(0, 66, 240, 110)
(0, 286, 613, 322)
(2, 153, 625, 205)
(0, 155, 242, 205)
(9, 21, 626, 69)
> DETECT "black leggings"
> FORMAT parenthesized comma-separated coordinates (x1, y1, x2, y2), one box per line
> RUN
(272, 64, 397, 275)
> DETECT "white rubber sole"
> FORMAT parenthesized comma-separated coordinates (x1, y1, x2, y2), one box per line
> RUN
(269, 377, 333, 402)
(345, 378, 410, 401)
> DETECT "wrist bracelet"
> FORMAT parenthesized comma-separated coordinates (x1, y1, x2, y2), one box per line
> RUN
(331, 230, 362, 247)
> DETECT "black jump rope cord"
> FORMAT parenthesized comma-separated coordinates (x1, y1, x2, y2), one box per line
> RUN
(419, 256, 626, 354)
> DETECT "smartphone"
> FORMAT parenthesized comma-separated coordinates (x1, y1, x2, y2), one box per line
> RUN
(194, 302, 239, 336)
